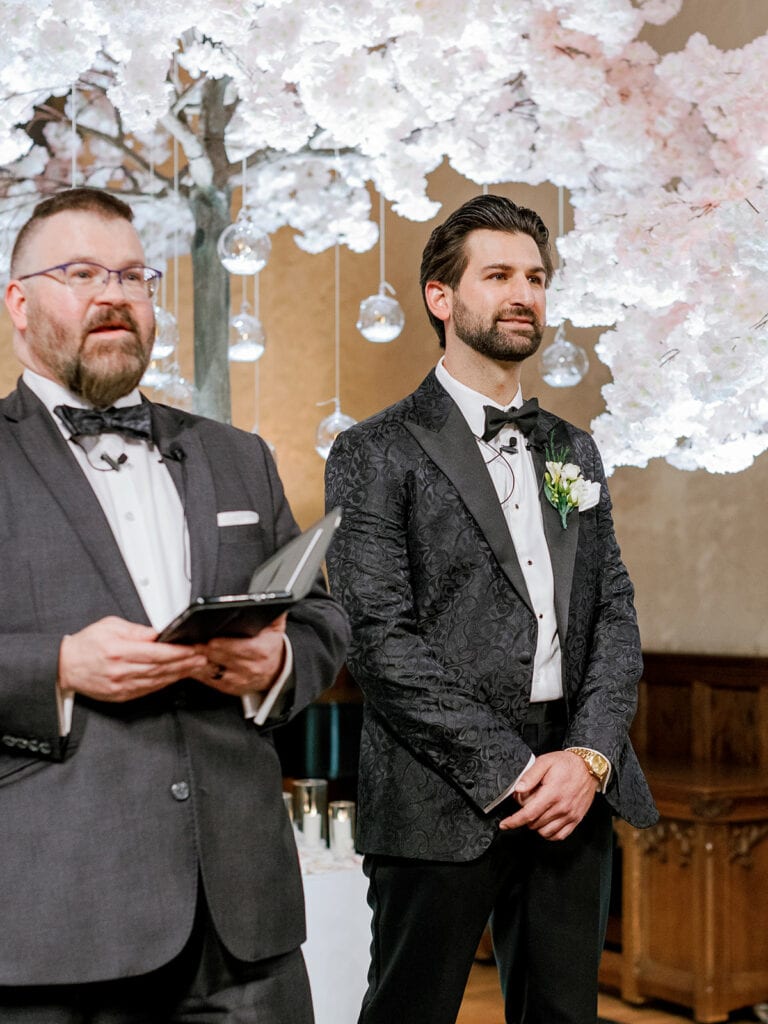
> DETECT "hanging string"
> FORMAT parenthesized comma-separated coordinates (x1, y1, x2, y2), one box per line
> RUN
(70, 82, 77, 187)
(558, 185, 564, 238)
(253, 359, 261, 434)
(242, 155, 248, 214)
(173, 137, 180, 321)
(482, 183, 488, 196)
(334, 241, 341, 408)
(379, 193, 386, 286)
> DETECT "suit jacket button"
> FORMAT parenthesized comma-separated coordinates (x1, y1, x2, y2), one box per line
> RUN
(2, 735, 16, 747)
(39, 742, 52, 755)
(16, 738, 29, 750)
(171, 781, 190, 801)
(520, 653, 532, 665)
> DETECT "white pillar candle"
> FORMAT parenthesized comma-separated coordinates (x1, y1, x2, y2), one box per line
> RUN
(302, 809, 323, 847)
(331, 816, 354, 855)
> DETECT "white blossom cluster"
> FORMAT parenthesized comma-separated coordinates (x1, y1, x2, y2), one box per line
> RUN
(0, 0, 766, 472)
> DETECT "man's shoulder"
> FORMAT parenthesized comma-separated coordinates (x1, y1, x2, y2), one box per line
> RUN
(150, 401, 269, 450)
(334, 371, 445, 444)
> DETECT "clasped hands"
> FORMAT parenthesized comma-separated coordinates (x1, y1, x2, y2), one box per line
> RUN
(58, 613, 288, 703)
(498, 750, 599, 842)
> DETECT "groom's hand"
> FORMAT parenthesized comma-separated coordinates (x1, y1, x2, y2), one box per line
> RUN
(498, 750, 598, 841)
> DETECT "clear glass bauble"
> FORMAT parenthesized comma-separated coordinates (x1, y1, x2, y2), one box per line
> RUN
(141, 351, 175, 389)
(315, 407, 356, 460)
(151, 305, 179, 359)
(540, 330, 589, 387)
(217, 214, 271, 275)
(160, 378, 194, 412)
(155, 370, 195, 411)
(356, 292, 405, 343)
(229, 307, 266, 362)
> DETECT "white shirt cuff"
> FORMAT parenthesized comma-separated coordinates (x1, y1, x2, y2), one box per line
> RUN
(241, 634, 294, 725)
(57, 684, 74, 737)
(483, 753, 536, 813)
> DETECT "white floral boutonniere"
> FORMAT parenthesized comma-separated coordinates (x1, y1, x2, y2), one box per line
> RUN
(543, 439, 601, 529)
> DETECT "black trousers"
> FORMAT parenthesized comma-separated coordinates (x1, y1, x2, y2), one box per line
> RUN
(0, 888, 313, 1024)
(358, 702, 614, 1024)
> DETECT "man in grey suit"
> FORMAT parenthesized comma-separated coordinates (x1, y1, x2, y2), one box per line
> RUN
(325, 194, 657, 1024)
(0, 188, 349, 1022)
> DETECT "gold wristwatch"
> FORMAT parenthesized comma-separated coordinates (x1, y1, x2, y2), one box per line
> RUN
(568, 747, 610, 789)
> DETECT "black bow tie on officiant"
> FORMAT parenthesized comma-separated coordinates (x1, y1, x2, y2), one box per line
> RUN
(54, 402, 153, 442)
(481, 397, 540, 443)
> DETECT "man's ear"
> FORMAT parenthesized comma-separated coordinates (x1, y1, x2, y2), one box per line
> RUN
(5, 280, 28, 332)
(424, 279, 452, 324)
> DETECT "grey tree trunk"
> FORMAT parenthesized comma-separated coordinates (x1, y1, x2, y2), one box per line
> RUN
(190, 184, 232, 423)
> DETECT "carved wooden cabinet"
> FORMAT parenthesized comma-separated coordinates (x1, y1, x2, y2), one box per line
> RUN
(599, 655, 768, 1023)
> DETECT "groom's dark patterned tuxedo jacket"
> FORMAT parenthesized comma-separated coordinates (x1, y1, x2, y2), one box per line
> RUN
(325, 370, 657, 863)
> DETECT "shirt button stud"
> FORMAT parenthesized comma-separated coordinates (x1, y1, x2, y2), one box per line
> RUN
(170, 781, 190, 801)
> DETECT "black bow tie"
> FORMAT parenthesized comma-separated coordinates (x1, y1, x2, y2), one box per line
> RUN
(54, 403, 153, 442)
(481, 398, 540, 442)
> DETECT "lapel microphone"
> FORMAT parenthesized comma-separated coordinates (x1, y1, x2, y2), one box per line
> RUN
(100, 453, 128, 471)
(499, 437, 519, 455)
(160, 443, 186, 463)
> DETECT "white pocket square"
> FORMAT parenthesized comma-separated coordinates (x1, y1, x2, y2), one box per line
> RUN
(217, 510, 260, 527)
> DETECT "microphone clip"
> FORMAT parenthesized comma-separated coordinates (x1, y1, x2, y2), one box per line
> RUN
(100, 453, 128, 472)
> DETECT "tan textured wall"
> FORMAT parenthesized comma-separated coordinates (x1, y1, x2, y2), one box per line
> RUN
(1, 0, 765, 655)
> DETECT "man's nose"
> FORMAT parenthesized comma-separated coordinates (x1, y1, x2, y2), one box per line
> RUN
(97, 270, 129, 300)
(505, 273, 535, 306)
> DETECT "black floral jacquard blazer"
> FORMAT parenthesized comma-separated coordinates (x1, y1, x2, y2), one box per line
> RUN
(325, 370, 658, 862)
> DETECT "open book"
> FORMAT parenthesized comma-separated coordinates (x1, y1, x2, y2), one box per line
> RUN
(157, 509, 342, 645)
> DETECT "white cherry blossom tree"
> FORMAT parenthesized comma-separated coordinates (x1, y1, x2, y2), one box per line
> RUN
(0, 0, 766, 470)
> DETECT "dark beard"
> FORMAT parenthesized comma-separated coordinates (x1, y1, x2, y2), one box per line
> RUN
(453, 298, 543, 363)
(66, 352, 147, 409)
(38, 304, 152, 408)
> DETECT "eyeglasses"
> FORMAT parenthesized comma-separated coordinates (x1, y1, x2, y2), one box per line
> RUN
(17, 261, 162, 301)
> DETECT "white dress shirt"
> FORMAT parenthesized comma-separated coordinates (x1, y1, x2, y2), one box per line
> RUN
(23, 369, 291, 733)
(435, 359, 563, 702)
(435, 362, 610, 800)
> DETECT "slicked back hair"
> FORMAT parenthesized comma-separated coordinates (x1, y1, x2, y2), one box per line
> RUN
(419, 193, 554, 346)
(11, 188, 135, 275)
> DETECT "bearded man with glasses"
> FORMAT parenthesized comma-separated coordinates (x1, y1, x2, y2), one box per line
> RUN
(0, 188, 349, 1023)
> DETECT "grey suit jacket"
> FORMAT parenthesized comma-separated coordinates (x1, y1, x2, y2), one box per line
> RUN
(325, 370, 657, 863)
(0, 379, 350, 985)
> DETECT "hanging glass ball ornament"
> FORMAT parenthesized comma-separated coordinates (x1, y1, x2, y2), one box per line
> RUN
(141, 350, 175, 389)
(217, 211, 271, 275)
(228, 303, 266, 362)
(151, 305, 179, 359)
(356, 283, 405, 343)
(158, 372, 195, 412)
(315, 404, 356, 460)
(540, 326, 589, 387)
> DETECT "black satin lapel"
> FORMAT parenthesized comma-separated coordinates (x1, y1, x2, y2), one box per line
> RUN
(530, 444, 578, 642)
(11, 406, 148, 623)
(406, 404, 534, 613)
(152, 412, 218, 600)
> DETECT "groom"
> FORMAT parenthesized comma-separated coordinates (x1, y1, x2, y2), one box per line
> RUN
(325, 194, 657, 1024)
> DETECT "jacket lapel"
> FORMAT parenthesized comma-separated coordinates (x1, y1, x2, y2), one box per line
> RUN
(4, 382, 147, 623)
(150, 403, 219, 600)
(404, 374, 534, 614)
(528, 420, 578, 643)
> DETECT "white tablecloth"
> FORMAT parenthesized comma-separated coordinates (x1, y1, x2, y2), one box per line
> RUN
(302, 861, 372, 1024)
